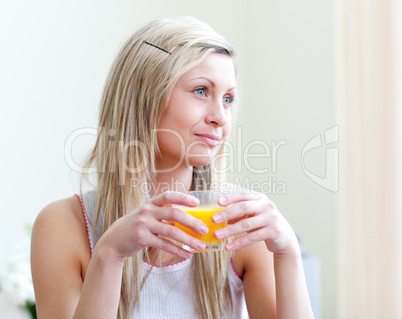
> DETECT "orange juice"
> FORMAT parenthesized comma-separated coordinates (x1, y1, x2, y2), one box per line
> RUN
(174, 206, 227, 245)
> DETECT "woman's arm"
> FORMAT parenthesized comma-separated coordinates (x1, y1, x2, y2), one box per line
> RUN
(273, 245, 313, 318)
(234, 241, 276, 319)
(31, 192, 210, 318)
(72, 237, 125, 318)
(214, 192, 314, 319)
(31, 197, 126, 319)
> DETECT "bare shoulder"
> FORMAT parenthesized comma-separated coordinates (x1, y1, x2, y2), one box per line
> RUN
(33, 196, 87, 237)
(31, 196, 91, 317)
(32, 195, 91, 274)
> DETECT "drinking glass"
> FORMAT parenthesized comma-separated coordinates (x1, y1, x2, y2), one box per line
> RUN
(173, 190, 227, 252)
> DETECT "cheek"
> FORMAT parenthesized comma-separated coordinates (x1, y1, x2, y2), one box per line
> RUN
(158, 103, 195, 132)
(156, 121, 187, 148)
(222, 119, 232, 139)
(156, 130, 187, 163)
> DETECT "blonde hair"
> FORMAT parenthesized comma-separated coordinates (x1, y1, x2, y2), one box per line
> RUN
(82, 16, 237, 319)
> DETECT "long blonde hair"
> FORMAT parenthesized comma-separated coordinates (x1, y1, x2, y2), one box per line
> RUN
(82, 16, 237, 319)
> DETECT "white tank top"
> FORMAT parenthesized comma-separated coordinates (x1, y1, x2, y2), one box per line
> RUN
(77, 191, 248, 319)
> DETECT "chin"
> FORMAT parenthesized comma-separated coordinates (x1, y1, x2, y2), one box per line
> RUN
(185, 145, 220, 166)
(185, 152, 216, 167)
(187, 158, 213, 167)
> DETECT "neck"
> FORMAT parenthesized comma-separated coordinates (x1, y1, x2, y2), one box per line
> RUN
(150, 165, 193, 197)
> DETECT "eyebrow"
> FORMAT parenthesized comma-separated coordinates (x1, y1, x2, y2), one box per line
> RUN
(189, 76, 237, 92)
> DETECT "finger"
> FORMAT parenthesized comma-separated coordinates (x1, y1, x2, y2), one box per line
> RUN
(225, 228, 269, 251)
(218, 190, 263, 207)
(151, 191, 199, 207)
(214, 214, 267, 240)
(161, 219, 174, 226)
(154, 206, 209, 235)
(151, 222, 206, 252)
(212, 197, 266, 224)
(148, 235, 193, 259)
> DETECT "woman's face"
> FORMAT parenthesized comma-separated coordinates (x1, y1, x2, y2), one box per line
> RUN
(157, 53, 236, 172)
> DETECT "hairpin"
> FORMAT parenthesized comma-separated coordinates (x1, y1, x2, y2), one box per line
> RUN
(143, 40, 171, 55)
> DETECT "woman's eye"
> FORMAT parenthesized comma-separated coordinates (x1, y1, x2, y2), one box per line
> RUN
(223, 96, 234, 106)
(195, 88, 206, 96)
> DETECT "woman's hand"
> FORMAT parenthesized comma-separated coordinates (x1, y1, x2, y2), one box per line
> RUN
(212, 191, 299, 255)
(98, 192, 209, 260)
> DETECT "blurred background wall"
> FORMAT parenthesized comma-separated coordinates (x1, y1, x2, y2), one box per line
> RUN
(0, 1, 336, 318)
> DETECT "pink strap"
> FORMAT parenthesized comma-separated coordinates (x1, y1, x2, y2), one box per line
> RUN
(143, 258, 190, 268)
(230, 258, 243, 281)
(74, 194, 93, 256)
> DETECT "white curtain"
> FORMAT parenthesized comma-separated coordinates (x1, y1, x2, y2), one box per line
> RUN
(335, 0, 402, 318)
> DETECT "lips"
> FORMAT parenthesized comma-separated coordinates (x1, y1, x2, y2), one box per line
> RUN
(194, 133, 222, 147)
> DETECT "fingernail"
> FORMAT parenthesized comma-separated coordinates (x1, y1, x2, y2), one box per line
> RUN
(196, 242, 206, 251)
(226, 243, 234, 251)
(215, 230, 223, 239)
(200, 225, 209, 234)
(219, 197, 227, 205)
(213, 214, 222, 223)
(190, 197, 199, 205)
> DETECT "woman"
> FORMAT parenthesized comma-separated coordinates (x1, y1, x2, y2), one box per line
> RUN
(31, 16, 314, 319)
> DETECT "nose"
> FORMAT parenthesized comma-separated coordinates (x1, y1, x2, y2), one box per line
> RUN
(205, 99, 229, 127)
